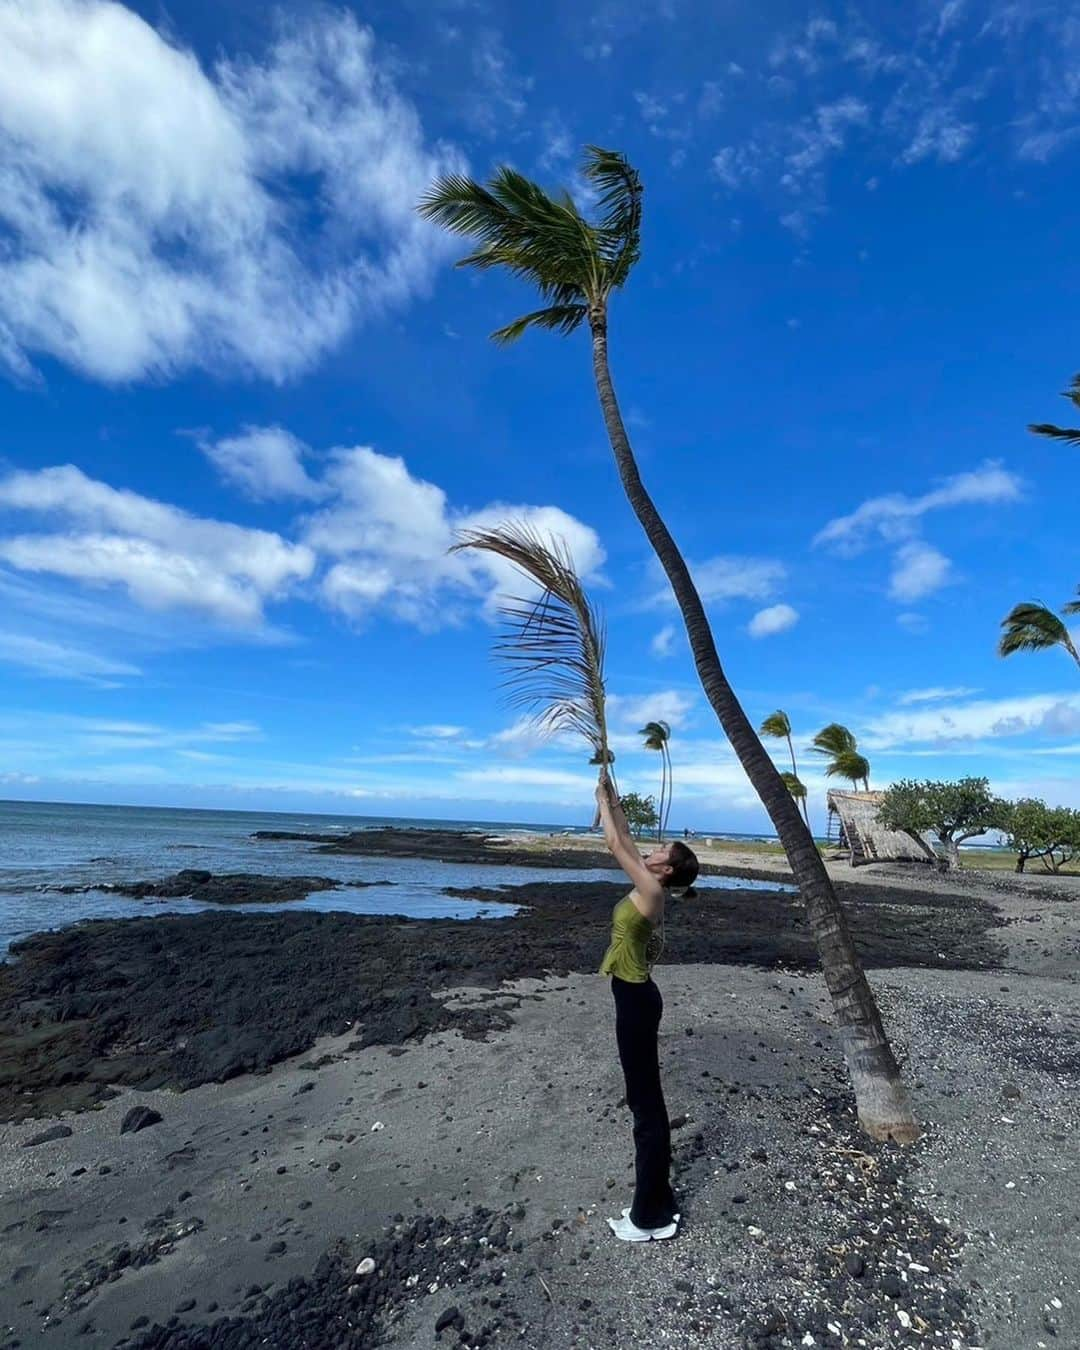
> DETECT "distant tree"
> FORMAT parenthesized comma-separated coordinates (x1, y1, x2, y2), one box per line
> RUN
(639, 720, 671, 840)
(761, 710, 811, 829)
(1029, 372, 1080, 446)
(1003, 800, 1080, 874)
(619, 791, 658, 838)
(999, 593, 1080, 672)
(878, 777, 1008, 871)
(811, 723, 871, 791)
(1002, 797, 1060, 873)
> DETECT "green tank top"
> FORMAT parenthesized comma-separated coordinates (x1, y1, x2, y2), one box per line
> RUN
(599, 894, 658, 983)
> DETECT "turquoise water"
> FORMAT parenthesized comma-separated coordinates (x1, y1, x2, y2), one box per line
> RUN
(0, 799, 793, 954)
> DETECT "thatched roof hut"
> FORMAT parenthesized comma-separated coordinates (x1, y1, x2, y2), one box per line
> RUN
(826, 789, 933, 867)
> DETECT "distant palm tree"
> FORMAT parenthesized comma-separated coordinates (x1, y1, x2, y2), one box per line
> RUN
(760, 710, 811, 830)
(999, 595, 1080, 672)
(780, 770, 808, 811)
(829, 750, 871, 792)
(811, 723, 871, 791)
(420, 147, 916, 1142)
(639, 720, 671, 840)
(1029, 373, 1080, 446)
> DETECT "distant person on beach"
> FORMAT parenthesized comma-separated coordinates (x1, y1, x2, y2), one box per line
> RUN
(595, 776, 699, 1242)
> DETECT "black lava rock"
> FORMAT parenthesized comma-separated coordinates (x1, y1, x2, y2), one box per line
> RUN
(120, 1106, 163, 1135)
(21, 1124, 73, 1147)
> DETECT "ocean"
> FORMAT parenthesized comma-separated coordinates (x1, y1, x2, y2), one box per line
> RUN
(0, 799, 789, 955)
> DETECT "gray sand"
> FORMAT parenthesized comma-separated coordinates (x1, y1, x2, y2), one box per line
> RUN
(1, 862, 1077, 1349)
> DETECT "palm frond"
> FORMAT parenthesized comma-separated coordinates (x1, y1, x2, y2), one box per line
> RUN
(1062, 587, 1080, 617)
(491, 304, 588, 345)
(451, 521, 609, 761)
(581, 146, 643, 290)
(1028, 373, 1080, 445)
(811, 723, 857, 758)
(825, 752, 870, 787)
(780, 771, 807, 801)
(1028, 422, 1080, 446)
(760, 709, 792, 740)
(998, 601, 1071, 655)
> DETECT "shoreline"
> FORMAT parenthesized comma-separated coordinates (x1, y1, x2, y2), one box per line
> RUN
(1, 832, 1077, 1348)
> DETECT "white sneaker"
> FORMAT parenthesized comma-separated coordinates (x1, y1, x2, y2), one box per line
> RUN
(606, 1207, 680, 1241)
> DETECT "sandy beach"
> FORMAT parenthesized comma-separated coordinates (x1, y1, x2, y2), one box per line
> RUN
(1, 831, 1078, 1349)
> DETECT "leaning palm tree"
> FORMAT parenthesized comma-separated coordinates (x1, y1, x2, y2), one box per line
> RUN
(810, 723, 871, 790)
(1029, 373, 1080, 446)
(760, 710, 811, 830)
(450, 521, 612, 766)
(780, 770, 808, 808)
(999, 596, 1080, 672)
(640, 720, 671, 840)
(420, 148, 917, 1141)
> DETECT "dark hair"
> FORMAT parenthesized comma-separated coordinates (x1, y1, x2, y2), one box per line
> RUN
(665, 841, 699, 895)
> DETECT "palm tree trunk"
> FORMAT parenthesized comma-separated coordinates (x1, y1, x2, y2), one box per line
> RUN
(656, 755, 666, 841)
(785, 732, 811, 831)
(663, 742, 673, 837)
(588, 310, 918, 1142)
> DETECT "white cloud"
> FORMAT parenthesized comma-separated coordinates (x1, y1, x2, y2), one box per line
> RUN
(899, 105, 976, 164)
(888, 541, 952, 602)
(0, 3, 461, 383)
(201, 427, 323, 501)
(0, 631, 141, 683)
(650, 625, 675, 658)
(0, 438, 605, 647)
(304, 446, 605, 627)
(863, 692, 1080, 749)
(0, 464, 315, 627)
(458, 766, 595, 790)
(898, 685, 981, 705)
(814, 462, 1023, 554)
(897, 611, 929, 634)
(407, 724, 468, 740)
(607, 690, 695, 730)
(748, 603, 799, 638)
(646, 554, 785, 609)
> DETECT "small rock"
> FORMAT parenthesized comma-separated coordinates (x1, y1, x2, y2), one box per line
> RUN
(22, 1125, 73, 1147)
(327, 1161, 341, 1173)
(266, 1241, 285, 1256)
(371, 1121, 385, 1132)
(175, 1299, 196, 1313)
(880, 1272, 903, 1299)
(435, 1305, 464, 1335)
(1002, 1083, 1022, 1101)
(845, 1254, 866, 1279)
(120, 1107, 162, 1136)
(355, 1258, 376, 1277)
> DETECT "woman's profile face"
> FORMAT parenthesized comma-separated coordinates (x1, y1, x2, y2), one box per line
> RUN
(642, 844, 676, 879)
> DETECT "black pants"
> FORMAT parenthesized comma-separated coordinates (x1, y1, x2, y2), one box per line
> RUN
(611, 975, 675, 1228)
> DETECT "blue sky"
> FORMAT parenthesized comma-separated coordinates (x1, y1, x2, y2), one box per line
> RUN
(0, 0, 1078, 829)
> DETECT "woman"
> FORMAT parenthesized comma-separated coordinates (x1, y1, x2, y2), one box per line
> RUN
(595, 776, 699, 1242)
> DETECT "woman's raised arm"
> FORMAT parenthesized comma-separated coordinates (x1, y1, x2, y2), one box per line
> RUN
(595, 777, 664, 917)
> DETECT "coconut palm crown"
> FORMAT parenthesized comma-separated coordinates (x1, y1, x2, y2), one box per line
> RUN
(1029, 373, 1080, 446)
(999, 596, 1080, 670)
(418, 147, 641, 343)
